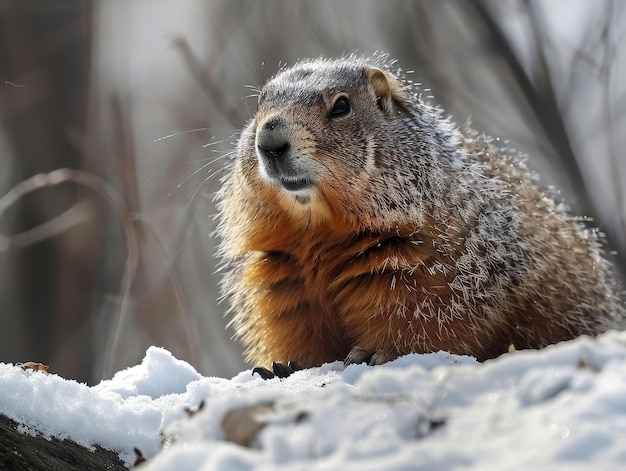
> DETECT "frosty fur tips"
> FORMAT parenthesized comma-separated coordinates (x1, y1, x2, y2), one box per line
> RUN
(3, 334, 626, 469)
(216, 55, 624, 371)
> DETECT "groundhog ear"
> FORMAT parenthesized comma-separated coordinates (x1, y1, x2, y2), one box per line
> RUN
(367, 68, 408, 115)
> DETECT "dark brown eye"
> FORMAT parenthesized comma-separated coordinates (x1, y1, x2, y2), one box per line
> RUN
(330, 95, 350, 117)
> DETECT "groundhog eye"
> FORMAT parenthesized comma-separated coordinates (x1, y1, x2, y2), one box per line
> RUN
(330, 95, 350, 117)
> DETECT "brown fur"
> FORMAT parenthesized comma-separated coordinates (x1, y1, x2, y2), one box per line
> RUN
(217, 55, 623, 368)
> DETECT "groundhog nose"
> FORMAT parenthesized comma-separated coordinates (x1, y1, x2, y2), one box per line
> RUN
(257, 116, 290, 158)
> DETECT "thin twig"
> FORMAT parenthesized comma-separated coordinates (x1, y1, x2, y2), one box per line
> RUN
(0, 202, 90, 251)
(171, 36, 243, 127)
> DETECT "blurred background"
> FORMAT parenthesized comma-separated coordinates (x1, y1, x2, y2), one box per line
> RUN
(0, 0, 624, 384)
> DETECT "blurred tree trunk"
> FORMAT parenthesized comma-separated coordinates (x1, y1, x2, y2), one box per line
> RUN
(0, 1, 104, 383)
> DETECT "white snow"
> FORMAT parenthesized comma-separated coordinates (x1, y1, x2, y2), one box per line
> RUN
(2, 334, 626, 470)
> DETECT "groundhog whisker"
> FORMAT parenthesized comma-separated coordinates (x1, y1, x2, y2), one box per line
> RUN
(244, 84, 262, 94)
(171, 150, 234, 198)
(153, 127, 217, 142)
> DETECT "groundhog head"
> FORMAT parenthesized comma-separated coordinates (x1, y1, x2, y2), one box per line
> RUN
(237, 59, 399, 216)
(235, 57, 461, 230)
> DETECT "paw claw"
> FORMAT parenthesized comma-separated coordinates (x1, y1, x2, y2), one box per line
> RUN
(253, 360, 302, 380)
(344, 347, 391, 366)
(287, 360, 303, 372)
(344, 346, 373, 366)
(252, 366, 275, 380)
(369, 350, 390, 365)
(272, 361, 293, 378)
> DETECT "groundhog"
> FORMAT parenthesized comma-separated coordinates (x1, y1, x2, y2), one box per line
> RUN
(216, 55, 624, 378)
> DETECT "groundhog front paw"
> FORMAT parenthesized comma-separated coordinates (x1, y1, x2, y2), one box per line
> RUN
(252, 360, 303, 380)
(344, 346, 391, 366)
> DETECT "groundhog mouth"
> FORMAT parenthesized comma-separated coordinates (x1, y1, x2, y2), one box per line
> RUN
(277, 176, 313, 192)
(257, 153, 315, 192)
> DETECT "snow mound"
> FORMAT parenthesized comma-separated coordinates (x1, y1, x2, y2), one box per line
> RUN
(2, 334, 626, 469)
